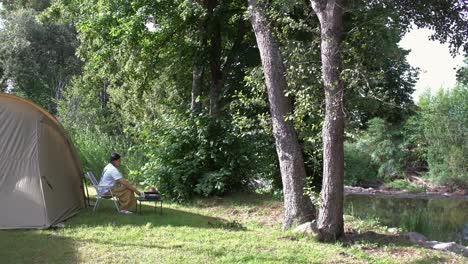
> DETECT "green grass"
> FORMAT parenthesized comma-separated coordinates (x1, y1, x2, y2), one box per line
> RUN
(384, 179, 426, 193)
(0, 192, 464, 264)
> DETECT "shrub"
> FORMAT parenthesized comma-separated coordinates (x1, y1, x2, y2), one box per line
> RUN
(344, 141, 378, 185)
(384, 179, 426, 193)
(137, 112, 272, 201)
(410, 86, 467, 189)
(365, 118, 405, 179)
(344, 118, 404, 185)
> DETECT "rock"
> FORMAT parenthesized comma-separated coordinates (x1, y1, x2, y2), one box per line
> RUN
(427, 242, 468, 257)
(415, 240, 468, 257)
(388, 228, 398, 233)
(293, 221, 318, 235)
(407, 232, 427, 244)
(422, 240, 438, 248)
(249, 179, 272, 190)
(431, 242, 457, 250)
(51, 222, 65, 228)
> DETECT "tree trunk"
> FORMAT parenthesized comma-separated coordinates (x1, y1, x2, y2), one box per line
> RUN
(191, 0, 209, 113)
(310, 0, 345, 241)
(248, 0, 316, 230)
(207, 0, 223, 118)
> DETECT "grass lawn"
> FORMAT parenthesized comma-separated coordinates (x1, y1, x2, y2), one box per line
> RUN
(0, 191, 464, 263)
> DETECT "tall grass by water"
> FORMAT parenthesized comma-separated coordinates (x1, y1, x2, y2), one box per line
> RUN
(345, 194, 468, 245)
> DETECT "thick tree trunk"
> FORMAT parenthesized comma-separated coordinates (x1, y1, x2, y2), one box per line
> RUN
(310, 0, 345, 241)
(248, 0, 316, 229)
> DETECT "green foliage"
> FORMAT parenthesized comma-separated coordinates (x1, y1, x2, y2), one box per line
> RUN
(136, 113, 270, 202)
(48, 0, 424, 200)
(344, 118, 404, 185)
(0, 7, 81, 112)
(387, 0, 468, 55)
(68, 128, 146, 184)
(456, 58, 468, 86)
(341, 4, 418, 126)
(57, 74, 120, 133)
(348, 85, 467, 190)
(43, 0, 465, 201)
(2, 0, 51, 12)
(344, 141, 378, 185)
(384, 179, 426, 193)
(364, 118, 405, 179)
(69, 129, 114, 176)
(409, 85, 468, 189)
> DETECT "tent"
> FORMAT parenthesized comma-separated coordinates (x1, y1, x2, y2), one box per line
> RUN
(0, 93, 85, 229)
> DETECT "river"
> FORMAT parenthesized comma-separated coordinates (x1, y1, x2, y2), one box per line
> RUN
(344, 193, 468, 246)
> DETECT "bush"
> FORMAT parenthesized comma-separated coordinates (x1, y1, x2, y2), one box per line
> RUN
(137, 112, 272, 202)
(344, 141, 378, 185)
(344, 118, 404, 185)
(410, 86, 467, 189)
(384, 179, 426, 193)
(365, 118, 405, 179)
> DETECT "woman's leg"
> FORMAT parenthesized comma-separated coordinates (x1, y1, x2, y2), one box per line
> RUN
(112, 185, 136, 211)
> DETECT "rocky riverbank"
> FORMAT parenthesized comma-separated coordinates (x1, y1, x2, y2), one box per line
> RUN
(408, 231, 468, 257)
(344, 185, 468, 200)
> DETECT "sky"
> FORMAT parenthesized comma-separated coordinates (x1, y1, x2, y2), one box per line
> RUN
(399, 28, 465, 102)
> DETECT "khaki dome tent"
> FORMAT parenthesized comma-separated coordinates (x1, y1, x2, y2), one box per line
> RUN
(0, 94, 85, 229)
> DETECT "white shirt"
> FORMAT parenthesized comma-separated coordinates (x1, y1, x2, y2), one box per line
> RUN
(98, 163, 123, 195)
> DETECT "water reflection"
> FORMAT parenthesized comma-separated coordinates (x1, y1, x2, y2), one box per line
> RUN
(344, 194, 468, 245)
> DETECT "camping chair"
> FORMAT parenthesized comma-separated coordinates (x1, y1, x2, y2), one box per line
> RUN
(86, 172, 120, 213)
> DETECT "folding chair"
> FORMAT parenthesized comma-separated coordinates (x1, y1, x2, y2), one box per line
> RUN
(86, 172, 120, 213)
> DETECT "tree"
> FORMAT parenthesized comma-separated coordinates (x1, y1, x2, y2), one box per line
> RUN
(190, 3, 207, 113)
(248, 0, 316, 229)
(0, 8, 81, 112)
(201, 0, 248, 117)
(2, 0, 51, 12)
(340, 5, 419, 126)
(309, 0, 346, 241)
(307, 0, 467, 241)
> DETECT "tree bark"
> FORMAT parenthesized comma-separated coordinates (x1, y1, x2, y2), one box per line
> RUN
(248, 0, 316, 230)
(310, 0, 345, 241)
(191, 0, 209, 113)
(207, 0, 223, 117)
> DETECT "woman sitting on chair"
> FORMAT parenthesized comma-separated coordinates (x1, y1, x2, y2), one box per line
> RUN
(99, 152, 141, 214)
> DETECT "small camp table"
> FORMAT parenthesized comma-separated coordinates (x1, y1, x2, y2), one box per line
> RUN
(137, 194, 163, 215)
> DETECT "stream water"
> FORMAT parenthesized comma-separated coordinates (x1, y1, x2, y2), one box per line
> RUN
(344, 194, 468, 246)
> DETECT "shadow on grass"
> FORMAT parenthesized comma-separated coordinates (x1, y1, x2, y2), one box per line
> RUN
(342, 230, 410, 247)
(70, 198, 246, 231)
(407, 256, 450, 264)
(0, 230, 78, 263)
(341, 231, 461, 263)
(191, 192, 280, 208)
